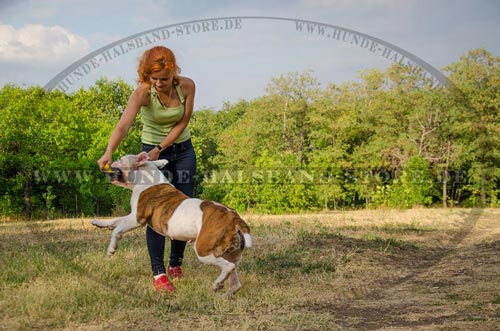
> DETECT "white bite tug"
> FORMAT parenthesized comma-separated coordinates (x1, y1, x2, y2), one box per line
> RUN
(91, 152, 252, 295)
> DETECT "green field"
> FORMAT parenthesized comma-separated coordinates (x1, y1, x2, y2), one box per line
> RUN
(1, 208, 499, 330)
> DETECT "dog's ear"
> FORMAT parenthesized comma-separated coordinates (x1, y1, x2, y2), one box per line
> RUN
(135, 152, 149, 168)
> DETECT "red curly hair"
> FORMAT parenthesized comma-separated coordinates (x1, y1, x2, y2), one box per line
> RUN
(137, 46, 180, 85)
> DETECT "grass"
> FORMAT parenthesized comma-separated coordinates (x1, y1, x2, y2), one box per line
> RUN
(1, 208, 500, 330)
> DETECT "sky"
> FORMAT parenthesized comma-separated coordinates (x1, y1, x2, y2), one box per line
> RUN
(0, 0, 499, 110)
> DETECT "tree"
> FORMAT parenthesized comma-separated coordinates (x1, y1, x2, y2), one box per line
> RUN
(265, 71, 321, 164)
(445, 49, 500, 206)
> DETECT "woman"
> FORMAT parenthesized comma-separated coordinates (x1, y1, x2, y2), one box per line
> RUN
(97, 46, 196, 293)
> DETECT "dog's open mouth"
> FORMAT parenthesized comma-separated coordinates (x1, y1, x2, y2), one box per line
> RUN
(102, 166, 124, 182)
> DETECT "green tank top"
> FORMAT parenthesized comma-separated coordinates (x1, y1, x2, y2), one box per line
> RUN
(140, 84, 191, 145)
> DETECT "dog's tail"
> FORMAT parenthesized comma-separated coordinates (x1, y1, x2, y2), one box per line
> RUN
(243, 232, 252, 248)
(237, 219, 252, 248)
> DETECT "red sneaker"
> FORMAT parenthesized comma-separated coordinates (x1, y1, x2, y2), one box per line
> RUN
(153, 274, 175, 293)
(167, 266, 184, 279)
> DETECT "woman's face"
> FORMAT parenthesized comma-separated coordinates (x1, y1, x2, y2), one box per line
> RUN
(150, 68, 174, 93)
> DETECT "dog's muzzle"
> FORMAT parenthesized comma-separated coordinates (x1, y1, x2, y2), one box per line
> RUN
(102, 167, 123, 182)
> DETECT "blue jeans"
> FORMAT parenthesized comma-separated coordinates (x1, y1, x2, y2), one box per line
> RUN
(142, 139, 196, 276)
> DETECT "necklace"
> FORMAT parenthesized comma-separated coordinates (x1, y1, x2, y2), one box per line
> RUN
(156, 84, 174, 108)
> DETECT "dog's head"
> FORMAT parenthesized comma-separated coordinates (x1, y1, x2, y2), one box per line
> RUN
(104, 152, 169, 189)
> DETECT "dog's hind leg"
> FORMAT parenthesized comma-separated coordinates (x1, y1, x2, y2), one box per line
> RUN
(226, 268, 242, 296)
(198, 254, 235, 292)
(212, 259, 236, 292)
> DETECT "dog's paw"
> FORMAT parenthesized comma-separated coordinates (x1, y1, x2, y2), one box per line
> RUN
(91, 219, 116, 230)
(212, 282, 225, 292)
(151, 159, 169, 169)
(106, 244, 117, 256)
(225, 284, 241, 297)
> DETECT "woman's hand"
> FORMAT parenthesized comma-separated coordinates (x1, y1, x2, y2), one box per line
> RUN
(148, 148, 161, 161)
(97, 153, 113, 170)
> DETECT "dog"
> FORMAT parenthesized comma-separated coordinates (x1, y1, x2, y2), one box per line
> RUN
(91, 152, 252, 295)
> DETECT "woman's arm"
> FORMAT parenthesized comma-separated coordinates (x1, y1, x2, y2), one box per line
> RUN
(97, 84, 150, 169)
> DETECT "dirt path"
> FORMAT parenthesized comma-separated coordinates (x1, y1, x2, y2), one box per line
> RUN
(264, 209, 500, 330)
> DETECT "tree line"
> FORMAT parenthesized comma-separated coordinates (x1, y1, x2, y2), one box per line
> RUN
(0, 49, 498, 218)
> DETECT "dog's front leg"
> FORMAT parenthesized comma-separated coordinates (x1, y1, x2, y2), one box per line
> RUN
(91, 215, 131, 230)
(107, 214, 142, 256)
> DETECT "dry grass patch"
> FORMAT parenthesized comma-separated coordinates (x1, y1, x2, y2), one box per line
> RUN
(1, 208, 499, 330)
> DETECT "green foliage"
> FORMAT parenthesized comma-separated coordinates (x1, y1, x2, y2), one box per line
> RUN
(0, 79, 137, 218)
(0, 48, 499, 217)
(444, 49, 500, 206)
(376, 156, 437, 208)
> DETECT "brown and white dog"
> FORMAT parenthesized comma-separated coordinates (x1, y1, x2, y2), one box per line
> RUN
(91, 152, 252, 295)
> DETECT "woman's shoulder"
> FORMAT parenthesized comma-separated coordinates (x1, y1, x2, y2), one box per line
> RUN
(133, 83, 152, 105)
(175, 76, 195, 92)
